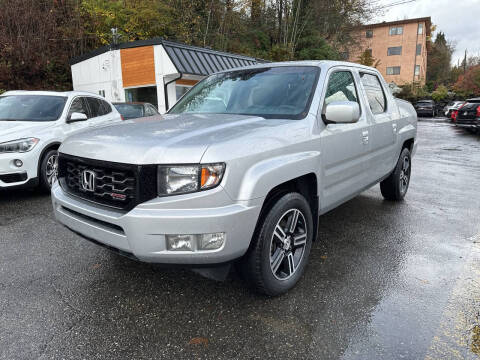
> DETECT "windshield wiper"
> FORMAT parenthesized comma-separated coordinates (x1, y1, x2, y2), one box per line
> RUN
(0, 119, 18, 121)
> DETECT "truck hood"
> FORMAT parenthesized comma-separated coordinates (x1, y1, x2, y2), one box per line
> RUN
(0, 121, 56, 143)
(59, 113, 289, 164)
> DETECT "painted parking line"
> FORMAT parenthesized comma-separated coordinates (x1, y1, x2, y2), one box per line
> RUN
(425, 234, 480, 360)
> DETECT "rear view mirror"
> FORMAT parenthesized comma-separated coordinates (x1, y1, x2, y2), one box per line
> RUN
(68, 112, 87, 123)
(325, 101, 360, 124)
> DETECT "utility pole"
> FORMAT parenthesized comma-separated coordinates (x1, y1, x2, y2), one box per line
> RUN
(463, 49, 467, 74)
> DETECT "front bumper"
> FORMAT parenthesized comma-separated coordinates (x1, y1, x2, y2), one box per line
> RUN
(51, 182, 263, 265)
(0, 150, 40, 189)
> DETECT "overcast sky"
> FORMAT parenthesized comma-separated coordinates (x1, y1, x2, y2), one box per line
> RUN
(373, 0, 480, 65)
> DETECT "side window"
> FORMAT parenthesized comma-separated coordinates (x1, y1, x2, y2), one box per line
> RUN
(101, 100, 112, 115)
(146, 105, 158, 116)
(68, 98, 88, 118)
(324, 71, 359, 107)
(359, 73, 387, 115)
(85, 97, 102, 118)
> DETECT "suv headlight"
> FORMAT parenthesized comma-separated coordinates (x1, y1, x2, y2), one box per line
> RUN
(0, 138, 39, 153)
(157, 163, 225, 196)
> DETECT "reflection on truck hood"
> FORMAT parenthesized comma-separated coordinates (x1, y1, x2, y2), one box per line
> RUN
(59, 113, 290, 164)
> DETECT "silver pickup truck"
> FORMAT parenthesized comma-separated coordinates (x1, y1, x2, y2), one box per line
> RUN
(52, 61, 417, 296)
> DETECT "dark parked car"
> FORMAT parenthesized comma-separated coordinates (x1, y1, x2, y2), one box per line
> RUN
(414, 100, 436, 117)
(113, 102, 159, 120)
(455, 98, 480, 133)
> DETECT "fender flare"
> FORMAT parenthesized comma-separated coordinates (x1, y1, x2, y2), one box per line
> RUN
(234, 151, 321, 201)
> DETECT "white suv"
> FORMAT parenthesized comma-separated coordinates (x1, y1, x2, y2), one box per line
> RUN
(0, 91, 122, 191)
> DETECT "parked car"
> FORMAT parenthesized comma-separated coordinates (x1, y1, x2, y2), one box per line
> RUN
(113, 102, 159, 120)
(51, 61, 417, 295)
(0, 91, 122, 191)
(444, 101, 464, 118)
(455, 98, 480, 133)
(414, 100, 436, 117)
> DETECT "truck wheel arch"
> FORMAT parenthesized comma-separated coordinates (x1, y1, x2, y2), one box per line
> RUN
(253, 173, 319, 243)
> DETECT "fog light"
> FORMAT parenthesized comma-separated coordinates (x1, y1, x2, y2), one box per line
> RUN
(198, 233, 225, 250)
(14, 159, 23, 167)
(166, 233, 226, 251)
(166, 234, 194, 251)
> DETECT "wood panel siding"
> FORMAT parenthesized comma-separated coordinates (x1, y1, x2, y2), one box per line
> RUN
(176, 79, 199, 86)
(121, 46, 156, 87)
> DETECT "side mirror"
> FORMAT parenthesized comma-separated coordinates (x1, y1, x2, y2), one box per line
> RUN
(67, 112, 88, 123)
(324, 101, 360, 124)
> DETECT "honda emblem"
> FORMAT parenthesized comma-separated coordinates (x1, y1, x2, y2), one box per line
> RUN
(81, 170, 96, 192)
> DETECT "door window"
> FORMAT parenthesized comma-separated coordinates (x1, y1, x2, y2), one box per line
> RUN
(145, 105, 158, 116)
(101, 100, 112, 115)
(359, 73, 387, 114)
(68, 98, 88, 119)
(324, 71, 359, 106)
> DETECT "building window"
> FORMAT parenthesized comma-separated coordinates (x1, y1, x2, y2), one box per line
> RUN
(418, 23, 424, 35)
(389, 26, 403, 35)
(416, 44, 422, 55)
(387, 46, 402, 56)
(414, 65, 421, 76)
(125, 86, 158, 109)
(386, 66, 401, 75)
(366, 30, 373, 38)
(98, 90, 105, 97)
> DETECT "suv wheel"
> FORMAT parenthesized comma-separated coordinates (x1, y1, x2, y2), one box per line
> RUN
(380, 147, 411, 201)
(40, 149, 58, 191)
(241, 192, 313, 296)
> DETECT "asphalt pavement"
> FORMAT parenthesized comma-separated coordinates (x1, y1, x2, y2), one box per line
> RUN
(1, 119, 479, 359)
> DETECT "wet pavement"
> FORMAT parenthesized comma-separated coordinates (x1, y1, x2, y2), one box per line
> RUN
(1, 120, 479, 359)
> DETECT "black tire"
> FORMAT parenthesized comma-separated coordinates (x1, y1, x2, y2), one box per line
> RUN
(39, 149, 58, 192)
(241, 192, 314, 296)
(380, 147, 411, 201)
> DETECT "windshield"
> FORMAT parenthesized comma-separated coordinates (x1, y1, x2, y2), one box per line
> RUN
(169, 66, 320, 119)
(114, 104, 144, 118)
(0, 95, 67, 121)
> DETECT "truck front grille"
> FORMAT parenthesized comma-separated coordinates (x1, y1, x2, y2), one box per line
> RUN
(58, 154, 157, 211)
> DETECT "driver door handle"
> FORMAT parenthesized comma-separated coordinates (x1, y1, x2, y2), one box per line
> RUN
(362, 130, 369, 145)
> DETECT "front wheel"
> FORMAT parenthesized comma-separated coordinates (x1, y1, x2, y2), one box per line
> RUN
(241, 192, 314, 296)
(39, 149, 58, 191)
(380, 147, 411, 201)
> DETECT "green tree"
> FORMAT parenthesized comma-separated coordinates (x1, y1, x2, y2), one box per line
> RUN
(356, 49, 380, 68)
(431, 85, 448, 102)
(427, 32, 454, 85)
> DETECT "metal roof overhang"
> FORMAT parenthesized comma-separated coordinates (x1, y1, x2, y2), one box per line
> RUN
(70, 38, 261, 76)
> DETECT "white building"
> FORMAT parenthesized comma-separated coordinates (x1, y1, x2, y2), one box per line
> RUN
(70, 38, 259, 113)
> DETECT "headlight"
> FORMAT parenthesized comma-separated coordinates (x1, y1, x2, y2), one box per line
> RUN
(157, 163, 225, 196)
(0, 138, 39, 153)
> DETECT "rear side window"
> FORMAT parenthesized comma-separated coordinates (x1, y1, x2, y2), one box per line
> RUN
(68, 98, 88, 118)
(85, 97, 103, 118)
(324, 71, 359, 106)
(101, 100, 112, 115)
(360, 73, 387, 114)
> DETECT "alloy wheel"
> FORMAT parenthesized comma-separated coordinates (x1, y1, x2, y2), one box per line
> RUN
(269, 208, 307, 280)
(399, 155, 410, 195)
(45, 153, 58, 187)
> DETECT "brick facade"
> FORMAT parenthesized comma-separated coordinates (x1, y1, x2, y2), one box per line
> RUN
(347, 17, 431, 86)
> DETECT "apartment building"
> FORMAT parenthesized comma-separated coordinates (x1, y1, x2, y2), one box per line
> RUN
(347, 17, 431, 86)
